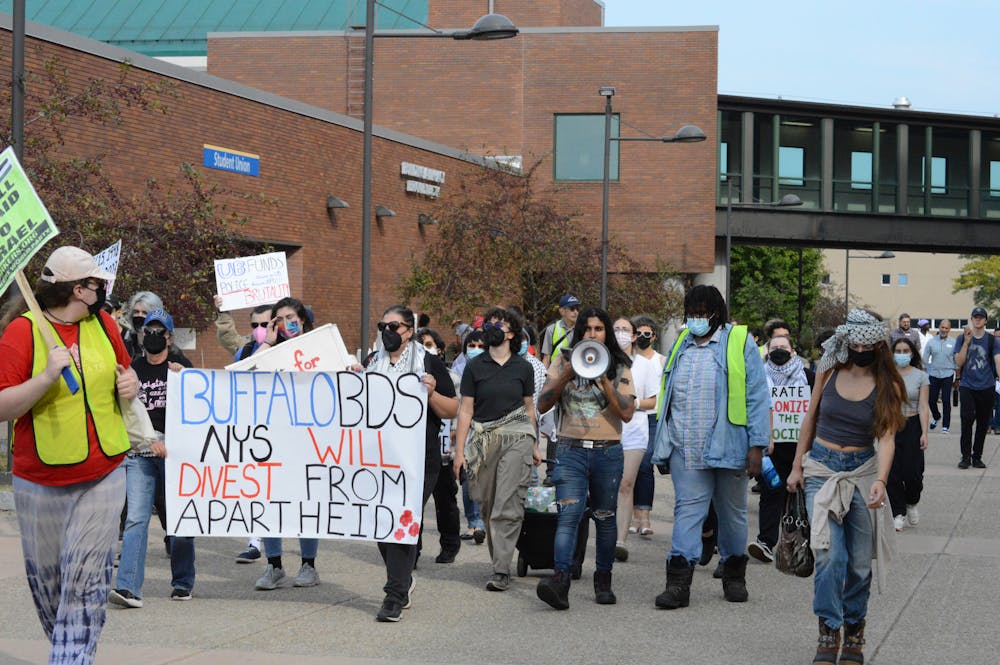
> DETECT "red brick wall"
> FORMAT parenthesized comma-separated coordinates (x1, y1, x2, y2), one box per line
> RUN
(209, 28, 718, 274)
(2, 28, 494, 366)
(429, 0, 602, 28)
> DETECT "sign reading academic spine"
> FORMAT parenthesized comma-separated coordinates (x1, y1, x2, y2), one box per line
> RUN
(771, 385, 811, 443)
(164, 368, 428, 543)
(203, 144, 260, 177)
(0, 146, 59, 294)
(214, 251, 290, 311)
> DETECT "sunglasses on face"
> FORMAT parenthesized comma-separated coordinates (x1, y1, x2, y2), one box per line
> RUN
(249, 321, 268, 329)
(377, 321, 409, 333)
(636, 331, 654, 339)
(482, 321, 507, 331)
(143, 327, 168, 337)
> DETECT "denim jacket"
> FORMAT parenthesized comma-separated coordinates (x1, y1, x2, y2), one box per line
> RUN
(650, 324, 770, 469)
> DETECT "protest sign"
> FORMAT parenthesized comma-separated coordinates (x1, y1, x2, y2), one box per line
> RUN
(164, 368, 428, 543)
(215, 251, 289, 311)
(226, 323, 355, 373)
(0, 146, 59, 294)
(771, 384, 811, 443)
(92, 239, 121, 296)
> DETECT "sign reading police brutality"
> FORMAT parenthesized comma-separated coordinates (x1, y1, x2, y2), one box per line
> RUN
(771, 385, 811, 443)
(215, 251, 290, 311)
(0, 147, 59, 293)
(164, 369, 428, 543)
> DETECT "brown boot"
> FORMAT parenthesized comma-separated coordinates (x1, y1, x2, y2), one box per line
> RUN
(813, 618, 840, 665)
(840, 620, 866, 664)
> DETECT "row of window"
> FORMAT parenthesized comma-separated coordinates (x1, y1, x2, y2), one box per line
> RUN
(822, 273, 910, 286)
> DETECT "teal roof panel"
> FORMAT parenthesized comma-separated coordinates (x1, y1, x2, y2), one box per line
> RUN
(0, 0, 429, 56)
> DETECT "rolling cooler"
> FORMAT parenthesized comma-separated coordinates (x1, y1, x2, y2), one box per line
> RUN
(515, 487, 590, 579)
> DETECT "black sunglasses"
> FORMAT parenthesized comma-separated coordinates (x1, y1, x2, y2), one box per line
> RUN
(377, 321, 409, 333)
(249, 321, 266, 329)
(482, 321, 506, 331)
(142, 327, 168, 336)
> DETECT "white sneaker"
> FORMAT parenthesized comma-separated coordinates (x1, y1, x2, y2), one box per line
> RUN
(941, 427, 950, 433)
(906, 505, 920, 526)
(930, 419, 937, 430)
(893, 515, 906, 532)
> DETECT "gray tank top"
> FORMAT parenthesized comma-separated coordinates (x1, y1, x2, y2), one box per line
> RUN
(814, 370, 876, 446)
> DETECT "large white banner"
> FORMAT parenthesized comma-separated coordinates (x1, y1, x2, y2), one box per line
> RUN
(165, 368, 428, 543)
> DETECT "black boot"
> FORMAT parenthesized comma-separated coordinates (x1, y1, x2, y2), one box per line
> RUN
(840, 620, 866, 664)
(721, 554, 749, 602)
(593, 570, 616, 605)
(813, 618, 840, 665)
(654, 555, 694, 609)
(699, 529, 716, 566)
(536, 570, 571, 610)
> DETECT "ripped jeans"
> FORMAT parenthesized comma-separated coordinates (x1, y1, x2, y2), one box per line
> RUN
(552, 443, 624, 574)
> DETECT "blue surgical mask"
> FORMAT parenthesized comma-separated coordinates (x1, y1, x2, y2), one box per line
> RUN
(893, 353, 911, 368)
(519, 340, 529, 356)
(466, 348, 484, 360)
(686, 317, 711, 337)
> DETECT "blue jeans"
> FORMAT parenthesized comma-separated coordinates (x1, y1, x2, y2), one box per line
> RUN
(552, 443, 624, 574)
(632, 414, 658, 510)
(667, 449, 749, 563)
(261, 537, 318, 560)
(804, 443, 876, 629)
(117, 456, 196, 595)
(462, 480, 485, 530)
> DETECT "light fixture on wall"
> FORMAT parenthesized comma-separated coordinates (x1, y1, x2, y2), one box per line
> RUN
(326, 195, 349, 210)
(417, 213, 438, 226)
(375, 205, 396, 218)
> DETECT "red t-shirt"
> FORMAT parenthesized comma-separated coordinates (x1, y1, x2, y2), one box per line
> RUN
(0, 310, 131, 486)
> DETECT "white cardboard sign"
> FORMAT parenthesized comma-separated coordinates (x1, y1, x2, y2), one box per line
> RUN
(214, 251, 290, 311)
(92, 240, 121, 296)
(225, 323, 355, 373)
(164, 368, 428, 542)
(770, 384, 811, 443)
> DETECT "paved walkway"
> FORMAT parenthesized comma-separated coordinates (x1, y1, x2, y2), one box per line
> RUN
(1, 429, 999, 664)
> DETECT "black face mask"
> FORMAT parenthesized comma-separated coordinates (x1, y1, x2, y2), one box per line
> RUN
(768, 349, 792, 366)
(88, 287, 107, 317)
(142, 332, 168, 355)
(132, 315, 146, 332)
(484, 328, 506, 348)
(635, 336, 652, 350)
(847, 348, 876, 368)
(381, 328, 403, 353)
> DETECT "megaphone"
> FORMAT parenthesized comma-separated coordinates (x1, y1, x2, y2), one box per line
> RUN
(570, 339, 610, 380)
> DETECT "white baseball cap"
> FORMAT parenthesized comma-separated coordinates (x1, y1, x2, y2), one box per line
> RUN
(40, 246, 114, 284)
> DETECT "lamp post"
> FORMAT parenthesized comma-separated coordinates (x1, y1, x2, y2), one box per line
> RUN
(724, 182, 802, 305)
(844, 249, 895, 318)
(359, 3, 518, 353)
(599, 88, 705, 309)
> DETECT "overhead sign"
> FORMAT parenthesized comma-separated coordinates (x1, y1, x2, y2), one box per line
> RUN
(0, 146, 59, 294)
(771, 385, 811, 443)
(203, 144, 260, 177)
(92, 239, 122, 296)
(164, 368, 429, 543)
(225, 323, 356, 373)
(214, 251, 289, 311)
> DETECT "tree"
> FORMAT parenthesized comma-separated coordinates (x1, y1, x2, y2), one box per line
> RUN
(952, 254, 999, 313)
(0, 54, 261, 330)
(730, 245, 824, 334)
(397, 161, 684, 330)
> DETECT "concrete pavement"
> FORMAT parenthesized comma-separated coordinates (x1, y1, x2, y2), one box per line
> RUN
(1, 428, 999, 665)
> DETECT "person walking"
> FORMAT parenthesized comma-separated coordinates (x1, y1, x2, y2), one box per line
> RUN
(887, 338, 929, 531)
(922, 319, 956, 433)
(952, 307, 1000, 469)
(786, 308, 905, 665)
(630, 315, 666, 537)
(453, 307, 540, 592)
(649, 285, 770, 610)
(454, 330, 487, 543)
(535, 307, 634, 609)
(0, 246, 137, 665)
(888, 313, 921, 354)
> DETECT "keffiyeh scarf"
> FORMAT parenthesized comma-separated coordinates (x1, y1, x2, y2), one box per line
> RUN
(817, 309, 888, 373)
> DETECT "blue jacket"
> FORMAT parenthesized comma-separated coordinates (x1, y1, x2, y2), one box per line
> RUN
(650, 324, 770, 469)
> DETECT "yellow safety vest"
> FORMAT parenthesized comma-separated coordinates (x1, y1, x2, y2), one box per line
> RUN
(550, 319, 573, 361)
(19, 312, 130, 466)
(656, 325, 749, 426)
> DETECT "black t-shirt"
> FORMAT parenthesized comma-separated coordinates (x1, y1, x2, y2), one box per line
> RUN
(460, 353, 534, 422)
(132, 352, 193, 433)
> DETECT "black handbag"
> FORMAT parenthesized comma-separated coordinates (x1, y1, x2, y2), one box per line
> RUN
(774, 490, 814, 578)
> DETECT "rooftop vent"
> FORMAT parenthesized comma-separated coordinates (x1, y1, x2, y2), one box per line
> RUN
(892, 96, 912, 109)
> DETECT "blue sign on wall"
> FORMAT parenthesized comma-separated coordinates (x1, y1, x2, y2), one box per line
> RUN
(203, 145, 260, 177)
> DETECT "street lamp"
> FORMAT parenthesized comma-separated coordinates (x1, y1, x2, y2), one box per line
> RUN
(599, 87, 705, 309)
(724, 180, 802, 305)
(358, 2, 518, 353)
(844, 249, 895, 318)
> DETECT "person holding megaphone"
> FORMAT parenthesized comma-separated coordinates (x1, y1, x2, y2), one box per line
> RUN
(534, 306, 635, 610)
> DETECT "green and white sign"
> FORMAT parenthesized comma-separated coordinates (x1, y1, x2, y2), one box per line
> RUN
(0, 146, 58, 293)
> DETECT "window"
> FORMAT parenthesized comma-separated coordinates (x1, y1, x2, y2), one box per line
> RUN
(898, 273, 908, 286)
(554, 114, 619, 181)
(821, 273, 831, 285)
(850, 151, 872, 190)
(779, 146, 804, 186)
(921, 156, 947, 194)
(881, 274, 891, 286)
(991, 161, 1000, 197)
(720, 142, 728, 181)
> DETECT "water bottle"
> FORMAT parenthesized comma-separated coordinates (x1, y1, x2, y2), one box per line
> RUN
(761, 456, 781, 489)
